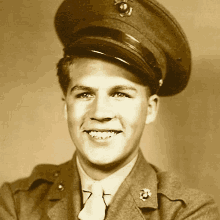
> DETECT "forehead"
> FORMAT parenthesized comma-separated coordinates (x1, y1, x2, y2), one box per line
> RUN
(68, 57, 149, 89)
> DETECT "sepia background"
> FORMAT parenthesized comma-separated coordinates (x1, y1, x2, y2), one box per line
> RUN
(1, 0, 220, 208)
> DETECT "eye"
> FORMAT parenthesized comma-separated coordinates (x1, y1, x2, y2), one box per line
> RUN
(112, 92, 130, 98)
(76, 92, 94, 99)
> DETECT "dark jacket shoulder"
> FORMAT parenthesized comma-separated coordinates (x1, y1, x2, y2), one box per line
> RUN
(9, 162, 65, 194)
(156, 170, 212, 203)
(0, 160, 74, 220)
(154, 169, 219, 219)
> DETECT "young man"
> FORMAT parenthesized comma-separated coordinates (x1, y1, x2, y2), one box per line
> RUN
(0, 0, 219, 219)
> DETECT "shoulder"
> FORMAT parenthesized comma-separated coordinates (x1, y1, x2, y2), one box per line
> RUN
(0, 161, 70, 212)
(0, 160, 72, 220)
(130, 152, 219, 219)
(3, 162, 68, 195)
(154, 168, 219, 219)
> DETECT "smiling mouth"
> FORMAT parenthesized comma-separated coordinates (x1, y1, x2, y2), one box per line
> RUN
(85, 130, 122, 140)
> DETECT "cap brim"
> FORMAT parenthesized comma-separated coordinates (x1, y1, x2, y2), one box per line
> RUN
(65, 37, 159, 91)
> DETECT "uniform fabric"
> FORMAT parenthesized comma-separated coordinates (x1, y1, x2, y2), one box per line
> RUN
(55, 0, 192, 96)
(0, 151, 219, 220)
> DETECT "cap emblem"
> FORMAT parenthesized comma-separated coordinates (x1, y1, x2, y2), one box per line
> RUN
(114, 0, 133, 17)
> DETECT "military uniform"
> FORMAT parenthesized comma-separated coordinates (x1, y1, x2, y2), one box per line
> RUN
(1, 0, 219, 219)
(0, 151, 219, 219)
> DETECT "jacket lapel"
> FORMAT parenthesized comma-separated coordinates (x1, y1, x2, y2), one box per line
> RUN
(106, 151, 159, 220)
(46, 153, 82, 220)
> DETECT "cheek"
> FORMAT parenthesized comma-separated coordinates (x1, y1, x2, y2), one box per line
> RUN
(118, 100, 148, 127)
(67, 102, 88, 125)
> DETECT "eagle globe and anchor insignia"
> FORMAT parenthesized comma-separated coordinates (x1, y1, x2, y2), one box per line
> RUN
(114, 0, 133, 17)
(140, 188, 152, 201)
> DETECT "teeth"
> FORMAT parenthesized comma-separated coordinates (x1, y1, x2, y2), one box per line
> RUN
(87, 131, 119, 139)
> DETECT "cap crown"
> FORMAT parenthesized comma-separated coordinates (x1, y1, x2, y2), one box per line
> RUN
(55, 0, 191, 96)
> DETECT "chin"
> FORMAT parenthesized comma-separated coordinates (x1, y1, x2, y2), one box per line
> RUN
(89, 155, 127, 171)
(90, 158, 115, 167)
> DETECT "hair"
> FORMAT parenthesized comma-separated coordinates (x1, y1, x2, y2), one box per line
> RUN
(56, 55, 157, 97)
(57, 56, 75, 97)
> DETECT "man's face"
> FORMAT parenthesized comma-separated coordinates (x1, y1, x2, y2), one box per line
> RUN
(65, 57, 158, 171)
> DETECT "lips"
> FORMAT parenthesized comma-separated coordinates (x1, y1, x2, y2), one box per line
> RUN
(84, 130, 122, 140)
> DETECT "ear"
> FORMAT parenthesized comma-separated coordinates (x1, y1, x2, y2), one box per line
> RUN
(64, 103, 67, 119)
(145, 94, 159, 124)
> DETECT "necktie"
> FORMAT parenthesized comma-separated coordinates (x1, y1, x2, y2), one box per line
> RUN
(78, 181, 106, 220)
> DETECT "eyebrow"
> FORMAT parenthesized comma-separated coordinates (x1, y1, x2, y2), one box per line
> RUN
(70, 85, 137, 93)
(111, 85, 137, 92)
(70, 85, 94, 93)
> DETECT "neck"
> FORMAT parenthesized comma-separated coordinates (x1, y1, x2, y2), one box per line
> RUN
(77, 151, 139, 181)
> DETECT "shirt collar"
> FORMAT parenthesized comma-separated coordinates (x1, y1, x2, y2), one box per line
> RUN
(76, 155, 138, 206)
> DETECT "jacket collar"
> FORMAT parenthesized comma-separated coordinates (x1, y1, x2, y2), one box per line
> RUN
(127, 150, 158, 209)
(105, 150, 158, 220)
(45, 150, 159, 220)
(46, 153, 82, 220)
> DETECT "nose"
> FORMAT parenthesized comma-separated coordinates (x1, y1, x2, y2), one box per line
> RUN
(89, 95, 115, 122)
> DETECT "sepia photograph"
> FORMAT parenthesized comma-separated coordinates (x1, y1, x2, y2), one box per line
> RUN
(0, 0, 220, 219)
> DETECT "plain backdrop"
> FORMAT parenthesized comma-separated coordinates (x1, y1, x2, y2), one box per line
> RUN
(1, 0, 220, 209)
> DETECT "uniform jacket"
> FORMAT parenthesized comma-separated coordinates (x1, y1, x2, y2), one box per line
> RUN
(0, 151, 219, 220)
